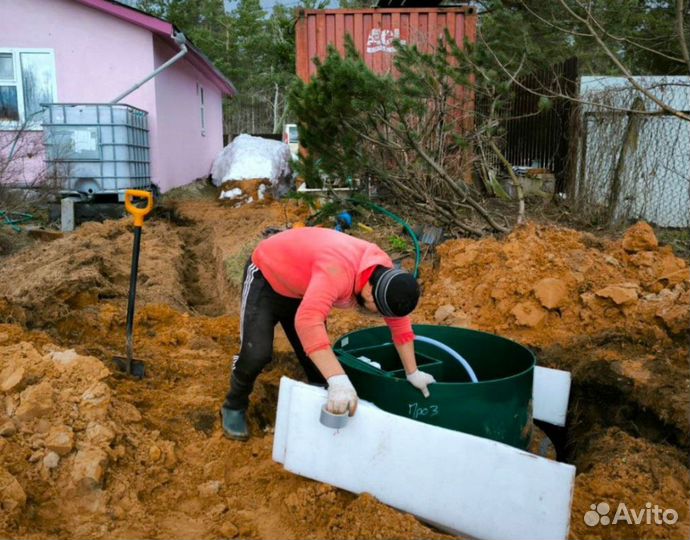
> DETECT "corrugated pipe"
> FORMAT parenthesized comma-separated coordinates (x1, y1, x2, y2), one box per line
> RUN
(111, 32, 188, 104)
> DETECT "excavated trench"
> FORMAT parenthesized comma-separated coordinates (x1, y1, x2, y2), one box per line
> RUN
(568, 370, 688, 455)
(176, 223, 227, 316)
(530, 332, 689, 539)
(537, 334, 690, 463)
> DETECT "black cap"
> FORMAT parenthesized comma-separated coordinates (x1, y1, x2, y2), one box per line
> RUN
(370, 266, 420, 317)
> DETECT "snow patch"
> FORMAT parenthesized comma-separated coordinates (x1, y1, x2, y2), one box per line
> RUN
(219, 187, 243, 200)
(211, 134, 292, 196)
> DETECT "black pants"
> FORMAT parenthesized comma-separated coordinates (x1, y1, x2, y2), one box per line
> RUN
(224, 260, 326, 410)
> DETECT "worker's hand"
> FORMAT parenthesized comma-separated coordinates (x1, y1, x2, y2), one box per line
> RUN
(326, 374, 358, 416)
(406, 370, 436, 398)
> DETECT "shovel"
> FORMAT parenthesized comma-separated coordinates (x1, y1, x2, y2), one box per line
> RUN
(113, 189, 154, 378)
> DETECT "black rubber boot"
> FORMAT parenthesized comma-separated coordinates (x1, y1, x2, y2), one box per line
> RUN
(220, 406, 249, 441)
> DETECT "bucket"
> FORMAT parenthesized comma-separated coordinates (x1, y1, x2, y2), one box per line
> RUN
(334, 325, 536, 449)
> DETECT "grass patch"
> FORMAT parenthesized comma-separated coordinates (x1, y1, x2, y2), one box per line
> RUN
(656, 227, 690, 260)
(224, 236, 263, 289)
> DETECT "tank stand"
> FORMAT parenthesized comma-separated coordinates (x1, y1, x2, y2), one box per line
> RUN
(60, 197, 80, 232)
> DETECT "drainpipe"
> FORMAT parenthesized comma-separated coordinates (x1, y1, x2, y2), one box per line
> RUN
(110, 32, 188, 104)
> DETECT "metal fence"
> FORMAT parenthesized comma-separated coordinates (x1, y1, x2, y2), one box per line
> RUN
(574, 77, 690, 229)
(501, 58, 579, 191)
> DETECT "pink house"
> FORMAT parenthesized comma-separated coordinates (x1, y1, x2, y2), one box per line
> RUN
(0, 0, 235, 194)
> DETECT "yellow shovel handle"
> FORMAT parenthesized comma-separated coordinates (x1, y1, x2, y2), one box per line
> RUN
(124, 190, 154, 227)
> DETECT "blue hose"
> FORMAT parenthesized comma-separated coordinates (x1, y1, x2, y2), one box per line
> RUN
(414, 335, 479, 383)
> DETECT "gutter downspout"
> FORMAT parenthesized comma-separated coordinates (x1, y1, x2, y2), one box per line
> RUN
(110, 32, 188, 104)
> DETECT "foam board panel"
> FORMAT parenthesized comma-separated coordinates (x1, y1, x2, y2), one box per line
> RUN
(274, 377, 575, 540)
(533, 366, 572, 427)
(272, 376, 293, 464)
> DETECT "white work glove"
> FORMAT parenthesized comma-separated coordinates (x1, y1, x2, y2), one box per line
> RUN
(406, 370, 436, 398)
(327, 374, 358, 416)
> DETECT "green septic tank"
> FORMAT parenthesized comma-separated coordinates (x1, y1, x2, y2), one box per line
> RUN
(333, 325, 536, 450)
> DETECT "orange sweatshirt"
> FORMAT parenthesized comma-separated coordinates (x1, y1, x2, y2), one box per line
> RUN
(252, 227, 415, 355)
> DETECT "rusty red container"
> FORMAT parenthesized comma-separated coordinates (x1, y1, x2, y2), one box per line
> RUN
(295, 7, 477, 82)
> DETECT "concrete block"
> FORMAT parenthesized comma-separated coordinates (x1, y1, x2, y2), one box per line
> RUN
(60, 197, 77, 232)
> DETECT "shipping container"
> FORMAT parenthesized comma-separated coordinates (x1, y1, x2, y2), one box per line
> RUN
(295, 6, 477, 82)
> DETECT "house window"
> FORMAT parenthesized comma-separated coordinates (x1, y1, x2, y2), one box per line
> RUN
(0, 49, 57, 130)
(199, 85, 206, 137)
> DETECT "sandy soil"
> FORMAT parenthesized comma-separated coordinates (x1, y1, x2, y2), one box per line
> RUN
(0, 195, 687, 539)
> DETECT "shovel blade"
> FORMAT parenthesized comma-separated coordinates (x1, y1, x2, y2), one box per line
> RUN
(112, 356, 146, 379)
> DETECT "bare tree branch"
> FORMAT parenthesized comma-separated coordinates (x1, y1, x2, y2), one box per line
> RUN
(478, 24, 687, 118)
(677, 0, 690, 75)
(521, 1, 685, 65)
(562, 0, 690, 121)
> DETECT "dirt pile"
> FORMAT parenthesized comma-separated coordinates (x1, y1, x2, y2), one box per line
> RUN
(417, 222, 689, 440)
(570, 428, 689, 540)
(416, 220, 689, 539)
(172, 199, 309, 292)
(0, 200, 309, 339)
(0, 330, 162, 534)
(324, 493, 452, 540)
(0, 219, 187, 329)
(0, 315, 450, 539)
(419, 221, 688, 346)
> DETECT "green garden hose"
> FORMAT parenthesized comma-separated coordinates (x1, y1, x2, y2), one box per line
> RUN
(300, 165, 421, 277)
(348, 198, 421, 279)
(0, 211, 34, 233)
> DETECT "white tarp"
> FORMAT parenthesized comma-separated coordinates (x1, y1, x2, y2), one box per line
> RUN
(211, 134, 292, 193)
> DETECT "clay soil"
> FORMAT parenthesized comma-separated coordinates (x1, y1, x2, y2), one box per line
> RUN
(0, 191, 687, 539)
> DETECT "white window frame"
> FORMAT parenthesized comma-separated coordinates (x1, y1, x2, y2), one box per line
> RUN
(0, 48, 58, 131)
(198, 83, 206, 137)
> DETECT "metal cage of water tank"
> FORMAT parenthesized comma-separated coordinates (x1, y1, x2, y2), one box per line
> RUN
(42, 103, 151, 199)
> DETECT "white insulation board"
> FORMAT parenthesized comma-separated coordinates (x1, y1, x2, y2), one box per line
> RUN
(273, 377, 575, 540)
(533, 366, 571, 427)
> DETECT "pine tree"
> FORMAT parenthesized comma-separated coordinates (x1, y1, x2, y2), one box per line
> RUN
(478, 0, 687, 75)
(338, 0, 376, 7)
(290, 40, 397, 184)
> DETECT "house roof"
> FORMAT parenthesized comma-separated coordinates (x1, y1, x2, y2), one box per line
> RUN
(72, 0, 236, 96)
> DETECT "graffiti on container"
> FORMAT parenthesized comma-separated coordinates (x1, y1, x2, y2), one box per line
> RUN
(366, 28, 406, 54)
(408, 402, 439, 419)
